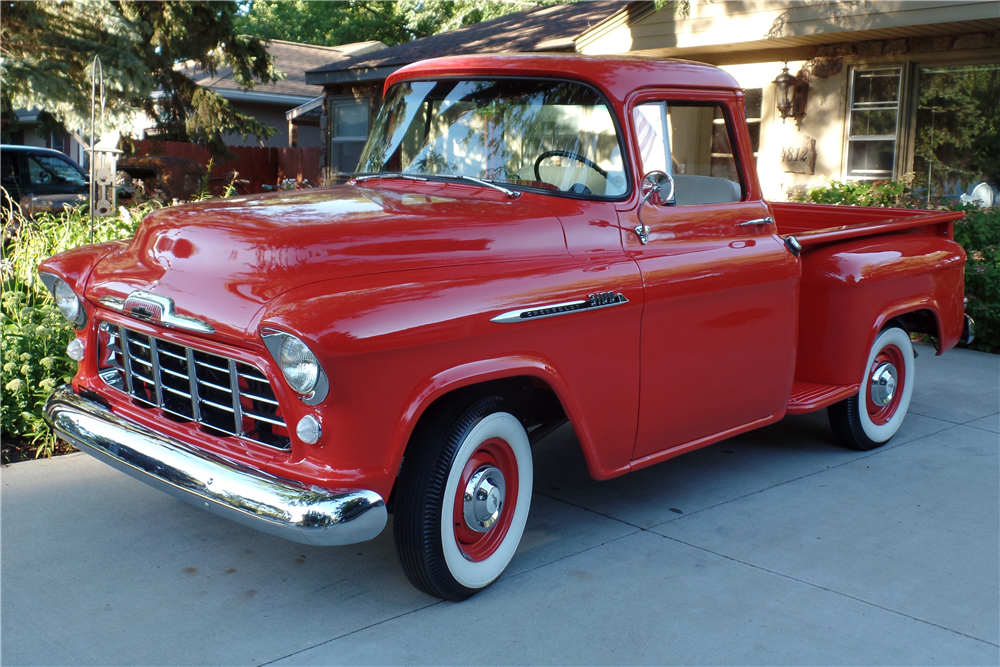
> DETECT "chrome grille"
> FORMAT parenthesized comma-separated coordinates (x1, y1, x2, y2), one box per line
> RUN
(98, 322, 290, 450)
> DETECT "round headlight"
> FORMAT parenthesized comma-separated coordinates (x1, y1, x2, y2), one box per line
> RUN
(54, 279, 81, 323)
(279, 335, 319, 395)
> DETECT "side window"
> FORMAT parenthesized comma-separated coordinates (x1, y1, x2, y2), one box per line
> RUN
(846, 68, 901, 183)
(1, 152, 20, 184)
(633, 101, 743, 206)
(27, 154, 87, 187)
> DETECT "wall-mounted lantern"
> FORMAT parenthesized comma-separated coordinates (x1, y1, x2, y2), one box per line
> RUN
(773, 63, 809, 122)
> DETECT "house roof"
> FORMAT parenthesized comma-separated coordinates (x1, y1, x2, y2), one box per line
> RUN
(183, 39, 386, 104)
(306, 1, 649, 86)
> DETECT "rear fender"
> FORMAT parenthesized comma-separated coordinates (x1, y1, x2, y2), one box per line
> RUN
(796, 234, 966, 386)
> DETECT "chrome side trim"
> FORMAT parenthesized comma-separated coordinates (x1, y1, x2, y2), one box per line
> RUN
(492, 292, 629, 324)
(100, 291, 215, 334)
(44, 385, 387, 546)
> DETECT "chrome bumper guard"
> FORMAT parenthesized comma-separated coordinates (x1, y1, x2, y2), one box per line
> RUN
(961, 314, 975, 346)
(44, 385, 386, 546)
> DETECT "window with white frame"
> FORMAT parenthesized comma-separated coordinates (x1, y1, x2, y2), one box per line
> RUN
(845, 61, 999, 203)
(846, 68, 902, 183)
(328, 97, 371, 176)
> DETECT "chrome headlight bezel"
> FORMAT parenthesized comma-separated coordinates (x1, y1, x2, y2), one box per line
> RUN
(261, 329, 329, 405)
(39, 273, 87, 329)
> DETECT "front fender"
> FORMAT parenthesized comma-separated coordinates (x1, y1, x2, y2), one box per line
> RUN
(37, 240, 129, 297)
(258, 257, 643, 496)
(385, 354, 614, 485)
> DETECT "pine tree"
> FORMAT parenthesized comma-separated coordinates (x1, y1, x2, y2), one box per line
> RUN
(1, 1, 282, 157)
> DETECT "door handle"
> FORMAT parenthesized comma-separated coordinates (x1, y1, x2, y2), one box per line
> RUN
(738, 216, 774, 227)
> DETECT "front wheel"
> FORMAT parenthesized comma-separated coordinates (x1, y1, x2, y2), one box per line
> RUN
(829, 326, 915, 450)
(394, 397, 532, 600)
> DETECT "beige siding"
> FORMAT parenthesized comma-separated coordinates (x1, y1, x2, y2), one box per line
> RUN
(579, 1, 1000, 55)
(716, 61, 849, 200)
(577, 0, 999, 201)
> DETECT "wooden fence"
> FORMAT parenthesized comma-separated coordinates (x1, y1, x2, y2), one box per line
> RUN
(131, 140, 321, 194)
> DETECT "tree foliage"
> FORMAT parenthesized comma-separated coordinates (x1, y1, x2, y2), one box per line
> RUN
(234, 0, 564, 47)
(234, 1, 414, 47)
(1, 1, 281, 157)
(913, 64, 1000, 199)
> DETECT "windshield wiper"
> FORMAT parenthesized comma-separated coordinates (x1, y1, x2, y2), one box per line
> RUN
(351, 173, 427, 183)
(431, 174, 520, 199)
(352, 172, 521, 199)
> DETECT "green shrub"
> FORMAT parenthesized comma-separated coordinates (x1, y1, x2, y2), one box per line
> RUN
(793, 177, 999, 353)
(1, 200, 155, 459)
(953, 205, 1000, 354)
(794, 174, 918, 208)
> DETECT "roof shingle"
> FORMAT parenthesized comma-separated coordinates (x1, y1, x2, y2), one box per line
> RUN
(184, 40, 385, 100)
(306, 1, 633, 85)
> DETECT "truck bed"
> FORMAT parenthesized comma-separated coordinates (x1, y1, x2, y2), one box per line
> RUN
(770, 202, 965, 247)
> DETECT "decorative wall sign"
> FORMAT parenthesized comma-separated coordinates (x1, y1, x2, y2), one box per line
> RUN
(781, 136, 816, 175)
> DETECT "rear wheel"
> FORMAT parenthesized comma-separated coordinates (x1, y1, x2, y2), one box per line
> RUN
(829, 326, 914, 450)
(394, 396, 532, 600)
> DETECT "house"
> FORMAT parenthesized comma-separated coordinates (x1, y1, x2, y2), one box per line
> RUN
(181, 39, 385, 149)
(307, 0, 998, 201)
(576, 0, 1000, 202)
(305, 0, 637, 182)
(6, 108, 87, 165)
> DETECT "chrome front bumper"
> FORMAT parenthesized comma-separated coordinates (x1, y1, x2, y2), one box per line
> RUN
(44, 385, 386, 546)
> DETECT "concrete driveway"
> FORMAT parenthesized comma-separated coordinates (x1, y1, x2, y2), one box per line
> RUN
(2, 342, 998, 666)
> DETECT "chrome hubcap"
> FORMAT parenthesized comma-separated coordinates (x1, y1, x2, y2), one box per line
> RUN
(870, 362, 898, 406)
(463, 466, 506, 533)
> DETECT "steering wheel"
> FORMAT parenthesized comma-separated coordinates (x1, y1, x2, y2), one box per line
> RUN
(534, 150, 609, 185)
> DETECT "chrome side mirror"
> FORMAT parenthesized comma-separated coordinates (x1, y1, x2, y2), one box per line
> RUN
(635, 171, 675, 245)
(641, 171, 674, 207)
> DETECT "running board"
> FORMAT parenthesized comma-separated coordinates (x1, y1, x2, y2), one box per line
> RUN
(786, 381, 860, 414)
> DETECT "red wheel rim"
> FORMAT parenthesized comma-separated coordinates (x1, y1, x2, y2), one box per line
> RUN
(866, 344, 906, 425)
(452, 437, 519, 562)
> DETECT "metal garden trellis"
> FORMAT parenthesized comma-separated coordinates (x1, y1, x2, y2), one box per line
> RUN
(86, 56, 122, 241)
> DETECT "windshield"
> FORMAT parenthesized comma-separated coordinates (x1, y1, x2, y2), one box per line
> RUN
(356, 79, 628, 197)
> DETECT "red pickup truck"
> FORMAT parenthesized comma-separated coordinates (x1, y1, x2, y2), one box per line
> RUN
(42, 55, 974, 601)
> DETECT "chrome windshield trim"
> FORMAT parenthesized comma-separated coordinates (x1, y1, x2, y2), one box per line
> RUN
(492, 292, 628, 324)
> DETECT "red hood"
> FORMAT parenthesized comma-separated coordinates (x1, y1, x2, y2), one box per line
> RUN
(87, 182, 571, 341)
